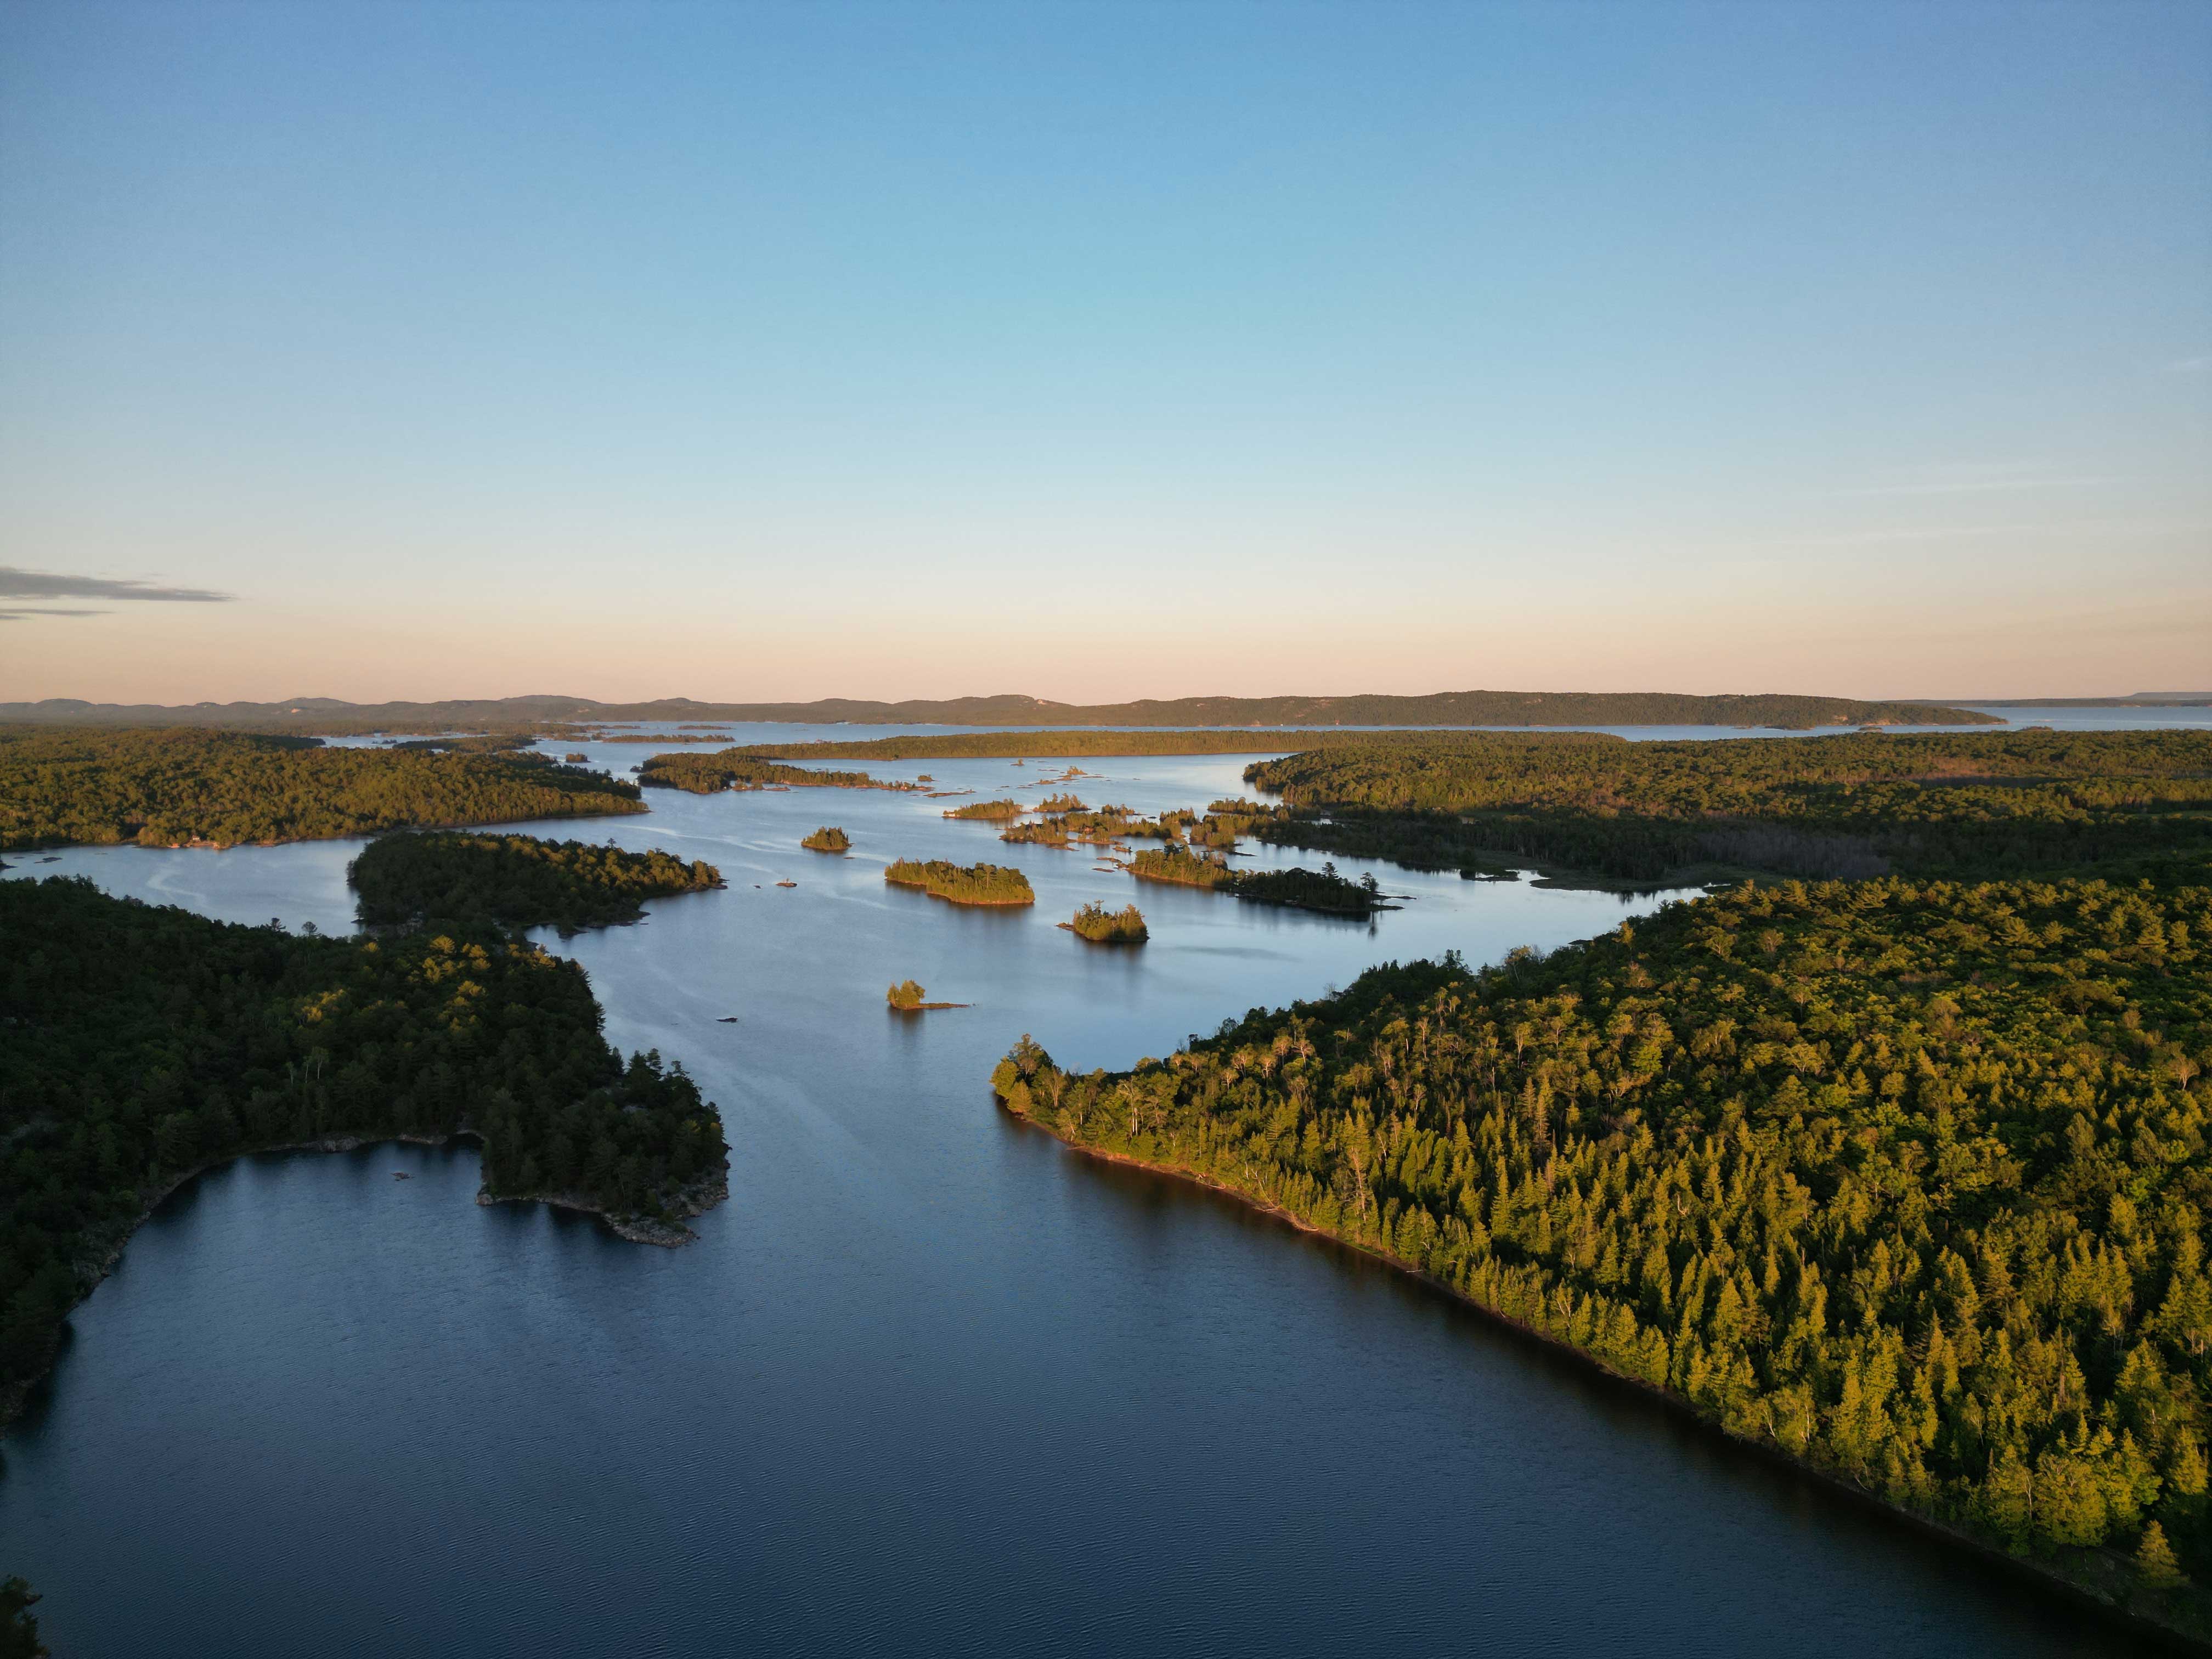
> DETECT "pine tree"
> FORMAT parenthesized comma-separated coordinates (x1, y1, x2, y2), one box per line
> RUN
(2138, 1521, 2186, 1588)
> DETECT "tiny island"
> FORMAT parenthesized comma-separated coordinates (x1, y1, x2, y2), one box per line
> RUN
(886, 979, 967, 1011)
(1063, 901, 1148, 944)
(801, 826, 851, 853)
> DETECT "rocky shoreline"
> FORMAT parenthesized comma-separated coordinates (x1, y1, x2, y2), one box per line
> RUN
(476, 1167, 730, 1246)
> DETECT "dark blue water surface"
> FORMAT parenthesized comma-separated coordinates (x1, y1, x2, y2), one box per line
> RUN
(0, 733, 2170, 1656)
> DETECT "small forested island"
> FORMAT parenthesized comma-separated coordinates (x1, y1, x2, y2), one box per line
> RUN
(1035, 793, 1086, 812)
(1245, 729, 2212, 887)
(636, 751, 918, 794)
(349, 832, 723, 933)
(1128, 845, 1237, 888)
(1000, 820, 1072, 847)
(996, 872, 2212, 1635)
(943, 798, 1024, 820)
(0, 875, 732, 1427)
(883, 859, 1036, 906)
(0, 727, 645, 851)
(886, 979, 966, 1011)
(802, 826, 851, 853)
(1065, 901, 1148, 943)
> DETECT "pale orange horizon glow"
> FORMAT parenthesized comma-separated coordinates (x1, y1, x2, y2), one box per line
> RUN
(5, 579, 2205, 707)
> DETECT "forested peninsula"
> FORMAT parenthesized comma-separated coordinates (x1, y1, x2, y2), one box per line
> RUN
(1247, 730, 2212, 887)
(0, 728, 643, 851)
(995, 874, 2212, 1633)
(636, 751, 916, 793)
(349, 832, 723, 933)
(0, 876, 731, 1427)
(1129, 847, 1390, 917)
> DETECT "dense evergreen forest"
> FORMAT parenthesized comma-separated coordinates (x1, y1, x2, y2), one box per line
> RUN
(883, 859, 1035, 906)
(387, 733, 538, 754)
(349, 833, 722, 933)
(996, 873, 2212, 1628)
(1068, 902, 1149, 944)
(801, 826, 851, 853)
(0, 876, 731, 1423)
(1233, 865, 1391, 916)
(0, 690, 1999, 732)
(0, 1579, 43, 1659)
(1127, 848, 1389, 916)
(1248, 730, 2212, 885)
(636, 751, 915, 793)
(0, 728, 644, 851)
(1128, 846, 1238, 889)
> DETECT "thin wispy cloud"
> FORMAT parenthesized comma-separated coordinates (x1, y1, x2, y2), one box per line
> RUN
(0, 608, 110, 622)
(0, 566, 233, 604)
(2164, 354, 2212, 374)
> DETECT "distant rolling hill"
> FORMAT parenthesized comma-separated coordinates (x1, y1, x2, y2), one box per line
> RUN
(0, 690, 1999, 732)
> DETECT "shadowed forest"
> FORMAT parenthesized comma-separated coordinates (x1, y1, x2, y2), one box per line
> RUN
(0, 876, 731, 1429)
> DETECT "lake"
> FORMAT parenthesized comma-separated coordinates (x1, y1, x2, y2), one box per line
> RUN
(0, 728, 2172, 1656)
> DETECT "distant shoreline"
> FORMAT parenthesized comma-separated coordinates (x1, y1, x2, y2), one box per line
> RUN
(0, 688, 2007, 733)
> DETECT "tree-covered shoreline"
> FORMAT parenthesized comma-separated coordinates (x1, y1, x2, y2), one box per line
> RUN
(995, 872, 2212, 1636)
(1128, 847, 1390, 916)
(1245, 729, 2212, 887)
(0, 876, 732, 1430)
(348, 832, 723, 934)
(0, 727, 645, 852)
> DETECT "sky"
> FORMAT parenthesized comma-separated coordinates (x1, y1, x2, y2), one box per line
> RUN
(1, 0, 2207, 706)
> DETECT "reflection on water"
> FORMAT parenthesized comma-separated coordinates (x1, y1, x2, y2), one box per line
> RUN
(0, 741, 2156, 1656)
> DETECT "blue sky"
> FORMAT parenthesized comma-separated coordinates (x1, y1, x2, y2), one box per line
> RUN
(2, 0, 2205, 702)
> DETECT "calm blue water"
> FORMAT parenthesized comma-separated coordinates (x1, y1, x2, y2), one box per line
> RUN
(0, 735, 2177, 1656)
